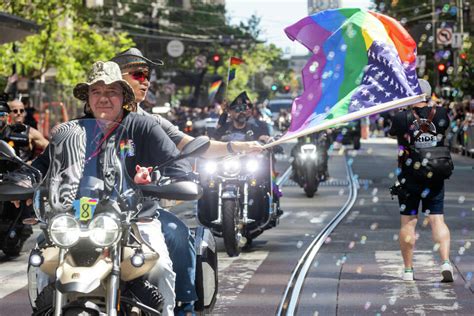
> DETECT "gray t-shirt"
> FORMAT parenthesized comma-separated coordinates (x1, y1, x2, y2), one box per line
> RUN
(136, 105, 185, 145)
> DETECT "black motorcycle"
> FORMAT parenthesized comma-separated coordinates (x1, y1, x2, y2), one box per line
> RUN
(291, 133, 329, 198)
(0, 124, 35, 256)
(196, 151, 281, 257)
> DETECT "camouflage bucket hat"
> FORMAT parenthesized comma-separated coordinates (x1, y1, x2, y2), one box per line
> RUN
(73, 61, 135, 105)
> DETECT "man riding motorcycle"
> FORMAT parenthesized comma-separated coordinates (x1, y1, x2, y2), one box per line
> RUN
(27, 61, 192, 315)
(291, 130, 331, 182)
(112, 48, 255, 315)
(213, 91, 282, 211)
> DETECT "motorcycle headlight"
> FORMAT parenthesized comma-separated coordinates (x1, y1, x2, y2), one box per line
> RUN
(246, 159, 259, 173)
(49, 214, 80, 248)
(224, 158, 241, 176)
(300, 144, 317, 160)
(89, 214, 121, 247)
(204, 161, 217, 174)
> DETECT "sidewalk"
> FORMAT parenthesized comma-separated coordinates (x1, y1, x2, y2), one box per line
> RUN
(296, 143, 473, 315)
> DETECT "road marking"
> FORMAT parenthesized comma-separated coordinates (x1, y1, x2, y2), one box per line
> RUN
(0, 258, 28, 299)
(344, 210, 359, 224)
(375, 250, 460, 314)
(214, 250, 268, 314)
(309, 211, 329, 224)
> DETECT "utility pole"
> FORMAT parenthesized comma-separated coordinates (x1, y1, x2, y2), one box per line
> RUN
(432, 0, 438, 93)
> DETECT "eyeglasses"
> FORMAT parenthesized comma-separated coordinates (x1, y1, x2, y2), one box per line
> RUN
(122, 70, 150, 83)
(12, 109, 25, 114)
(231, 105, 248, 113)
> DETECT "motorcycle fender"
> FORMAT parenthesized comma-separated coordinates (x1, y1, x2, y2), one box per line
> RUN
(193, 226, 218, 312)
(221, 185, 238, 199)
(39, 246, 60, 277)
(121, 244, 159, 282)
(56, 256, 113, 294)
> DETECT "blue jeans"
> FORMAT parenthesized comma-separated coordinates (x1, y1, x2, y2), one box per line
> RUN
(159, 210, 198, 303)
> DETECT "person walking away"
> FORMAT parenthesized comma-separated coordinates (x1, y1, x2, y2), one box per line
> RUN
(389, 79, 454, 282)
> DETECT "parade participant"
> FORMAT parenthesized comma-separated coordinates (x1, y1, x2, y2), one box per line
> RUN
(213, 91, 282, 215)
(31, 61, 191, 315)
(213, 91, 271, 143)
(112, 48, 265, 315)
(3, 99, 48, 162)
(111, 48, 263, 156)
(389, 79, 454, 282)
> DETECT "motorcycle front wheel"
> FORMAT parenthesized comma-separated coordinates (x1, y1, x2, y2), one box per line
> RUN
(304, 166, 319, 198)
(222, 200, 241, 257)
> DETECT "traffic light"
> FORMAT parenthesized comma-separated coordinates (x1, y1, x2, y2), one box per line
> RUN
(460, 52, 467, 60)
(212, 54, 221, 64)
(211, 54, 221, 74)
(271, 84, 278, 91)
(437, 63, 448, 86)
(283, 85, 291, 93)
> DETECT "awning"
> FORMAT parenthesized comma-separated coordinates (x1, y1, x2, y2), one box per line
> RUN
(0, 12, 40, 44)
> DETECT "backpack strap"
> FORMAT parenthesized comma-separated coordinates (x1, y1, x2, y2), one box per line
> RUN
(412, 106, 437, 141)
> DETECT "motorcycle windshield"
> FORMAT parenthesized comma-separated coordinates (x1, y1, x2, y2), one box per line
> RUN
(33, 119, 140, 220)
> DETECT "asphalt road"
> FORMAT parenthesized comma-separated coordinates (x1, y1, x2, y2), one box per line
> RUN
(0, 139, 472, 315)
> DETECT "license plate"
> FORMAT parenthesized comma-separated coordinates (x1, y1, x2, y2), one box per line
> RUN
(73, 197, 98, 221)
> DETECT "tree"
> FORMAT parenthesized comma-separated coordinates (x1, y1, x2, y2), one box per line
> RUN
(0, 0, 134, 85)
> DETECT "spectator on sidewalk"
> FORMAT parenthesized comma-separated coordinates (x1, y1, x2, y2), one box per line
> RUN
(388, 79, 454, 283)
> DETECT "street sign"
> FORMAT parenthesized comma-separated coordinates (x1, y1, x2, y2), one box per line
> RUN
(452, 32, 469, 48)
(436, 28, 453, 46)
(166, 40, 184, 58)
(262, 75, 273, 88)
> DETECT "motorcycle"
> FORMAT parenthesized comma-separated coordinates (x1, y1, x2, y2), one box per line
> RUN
(291, 133, 329, 198)
(196, 150, 281, 257)
(0, 119, 217, 315)
(0, 124, 34, 256)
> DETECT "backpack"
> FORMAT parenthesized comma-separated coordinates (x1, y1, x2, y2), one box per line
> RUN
(405, 107, 453, 181)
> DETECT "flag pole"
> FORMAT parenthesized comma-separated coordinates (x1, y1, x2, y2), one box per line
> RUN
(263, 94, 426, 149)
(224, 57, 231, 101)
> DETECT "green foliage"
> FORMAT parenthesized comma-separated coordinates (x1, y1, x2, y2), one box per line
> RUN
(0, 0, 134, 85)
(224, 43, 286, 102)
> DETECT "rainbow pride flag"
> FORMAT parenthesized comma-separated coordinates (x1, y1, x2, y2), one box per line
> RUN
(284, 8, 422, 135)
(228, 57, 244, 82)
(208, 80, 222, 102)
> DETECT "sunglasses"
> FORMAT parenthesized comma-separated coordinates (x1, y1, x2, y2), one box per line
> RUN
(12, 109, 25, 114)
(122, 70, 150, 83)
(231, 105, 248, 113)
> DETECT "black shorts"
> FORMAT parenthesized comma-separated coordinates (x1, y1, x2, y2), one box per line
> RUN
(398, 182, 445, 216)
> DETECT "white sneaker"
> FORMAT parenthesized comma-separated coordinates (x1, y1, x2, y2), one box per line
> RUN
(441, 261, 454, 282)
(402, 269, 414, 281)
